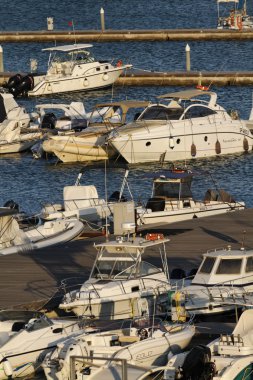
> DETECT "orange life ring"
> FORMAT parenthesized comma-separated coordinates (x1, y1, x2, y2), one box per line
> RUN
(196, 85, 209, 91)
(145, 233, 164, 241)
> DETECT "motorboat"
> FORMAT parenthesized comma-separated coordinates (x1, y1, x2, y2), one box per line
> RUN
(174, 245, 253, 317)
(0, 312, 95, 380)
(164, 309, 253, 380)
(136, 168, 245, 225)
(42, 100, 149, 163)
(40, 169, 131, 223)
(0, 91, 41, 154)
(217, 0, 253, 30)
(108, 89, 253, 164)
(0, 207, 84, 256)
(42, 316, 195, 380)
(59, 233, 171, 320)
(6, 44, 132, 97)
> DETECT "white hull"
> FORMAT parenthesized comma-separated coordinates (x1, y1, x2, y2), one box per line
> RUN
(43, 131, 115, 163)
(0, 139, 37, 154)
(0, 218, 83, 256)
(29, 68, 125, 97)
(137, 202, 245, 225)
(111, 122, 253, 164)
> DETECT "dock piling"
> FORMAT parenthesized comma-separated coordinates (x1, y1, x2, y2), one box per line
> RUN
(185, 43, 191, 72)
(47, 17, 54, 31)
(100, 8, 105, 32)
(0, 46, 4, 73)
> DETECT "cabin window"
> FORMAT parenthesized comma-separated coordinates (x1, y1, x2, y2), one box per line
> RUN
(184, 106, 217, 119)
(216, 259, 242, 274)
(198, 257, 216, 274)
(246, 257, 253, 272)
(96, 67, 101, 71)
(146, 142, 151, 146)
(176, 139, 181, 144)
(204, 136, 208, 141)
(139, 106, 184, 121)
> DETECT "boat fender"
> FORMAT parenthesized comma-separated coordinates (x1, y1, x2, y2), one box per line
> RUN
(191, 143, 196, 157)
(83, 78, 89, 87)
(2, 358, 13, 377)
(116, 59, 123, 67)
(6, 73, 23, 95)
(243, 137, 249, 151)
(169, 137, 174, 149)
(103, 73, 109, 81)
(15, 74, 34, 97)
(215, 140, 221, 154)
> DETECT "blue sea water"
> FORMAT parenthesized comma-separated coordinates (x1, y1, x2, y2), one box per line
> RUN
(1, 0, 253, 213)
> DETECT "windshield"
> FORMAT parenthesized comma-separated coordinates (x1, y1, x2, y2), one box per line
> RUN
(91, 255, 161, 280)
(154, 179, 192, 199)
(198, 257, 216, 274)
(26, 315, 53, 332)
(51, 50, 95, 64)
(139, 106, 184, 121)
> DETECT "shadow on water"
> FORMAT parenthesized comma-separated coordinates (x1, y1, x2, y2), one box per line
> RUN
(200, 227, 239, 244)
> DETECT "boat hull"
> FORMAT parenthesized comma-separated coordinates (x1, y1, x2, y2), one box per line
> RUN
(29, 68, 125, 97)
(137, 202, 245, 225)
(110, 122, 253, 163)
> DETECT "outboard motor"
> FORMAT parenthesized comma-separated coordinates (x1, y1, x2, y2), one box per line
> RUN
(181, 345, 216, 380)
(14, 74, 34, 97)
(6, 73, 23, 97)
(41, 113, 57, 129)
(4, 199, 19, 211)
(108, 191, 127, 202)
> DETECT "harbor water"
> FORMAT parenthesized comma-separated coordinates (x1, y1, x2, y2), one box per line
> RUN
(1, 2, 253, 379)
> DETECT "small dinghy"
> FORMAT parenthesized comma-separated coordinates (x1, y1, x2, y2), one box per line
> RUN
(0, 207, 84, 255)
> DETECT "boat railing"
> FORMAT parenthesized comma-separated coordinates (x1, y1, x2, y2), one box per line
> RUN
(61, 276, 171, 302)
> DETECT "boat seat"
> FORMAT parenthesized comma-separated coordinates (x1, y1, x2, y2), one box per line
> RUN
(146, 197, 165, 212)
(64, 185, 99, 211)
(118, 335, 140, 343)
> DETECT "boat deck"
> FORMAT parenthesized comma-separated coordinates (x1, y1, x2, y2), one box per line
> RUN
(1, 208, 253, 310)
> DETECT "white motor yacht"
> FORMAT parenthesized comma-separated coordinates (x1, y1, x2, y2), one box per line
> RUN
(0, 207, 84, 256)
(42, 317, 195, 380)
(108, 89, 253, 164)
(7, 44, 132, 97)
(164, 309, 253, 380)
(59, 233, 171, 320)
(136, 168, 245, 225)
(174, 245, 253, 317)
(42, 100, 149, 163)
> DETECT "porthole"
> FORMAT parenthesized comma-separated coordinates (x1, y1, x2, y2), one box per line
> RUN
(146, 141, 151, 146)
(204, 136, 208, 142)
(176, 138, 180, 144)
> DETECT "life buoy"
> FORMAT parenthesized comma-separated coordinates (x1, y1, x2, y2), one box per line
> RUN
(196, 84, 209, 91)
(145, 233, 164, 241)
(243, 137, 249, 151)
(116, 59, 123, 67)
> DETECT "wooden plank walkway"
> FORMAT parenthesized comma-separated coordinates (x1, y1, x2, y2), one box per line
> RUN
(1, 208, 253, 311)
(1, 29, 253, 42)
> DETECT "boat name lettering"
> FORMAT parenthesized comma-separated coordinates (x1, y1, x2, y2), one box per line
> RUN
(136, 351, 153, 360)
(222, 138, 237, 143)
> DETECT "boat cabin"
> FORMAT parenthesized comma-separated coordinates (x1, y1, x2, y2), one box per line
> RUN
(89, 235, 170, 281)
(146, 170, 193, 212)
(192, 247, 253, 287)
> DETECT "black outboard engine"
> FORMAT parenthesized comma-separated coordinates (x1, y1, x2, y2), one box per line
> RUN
(108, 191, 127, 202)
(6, 73, 23, 97)
(14, 74, 34, 97)
(41, 113, 57, 130)
(4, 199, 19, 211)
(181, 345, 216, 380)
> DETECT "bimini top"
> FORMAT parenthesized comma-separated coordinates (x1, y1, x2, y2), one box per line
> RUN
(158, 89, 216, 100)
(144, 169, 193, 180)
(42, 44, 93, 52)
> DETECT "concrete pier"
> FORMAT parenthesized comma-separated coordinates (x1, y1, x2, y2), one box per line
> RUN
(0, 208, 253, 311)
(0, 29, 253, 42)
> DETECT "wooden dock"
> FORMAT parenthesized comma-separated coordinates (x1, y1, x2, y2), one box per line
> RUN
(1, 208, 253, 311)
(1, 29, 253, 42)
(1, 70, 253, 87)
